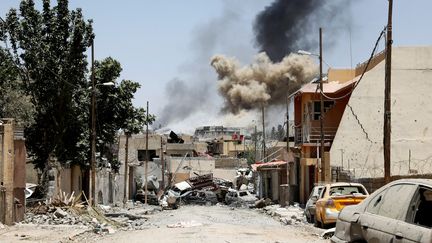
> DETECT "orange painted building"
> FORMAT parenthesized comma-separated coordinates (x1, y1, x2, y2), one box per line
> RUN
(293, 52, 386, 204)
(293, 69, 356, 204)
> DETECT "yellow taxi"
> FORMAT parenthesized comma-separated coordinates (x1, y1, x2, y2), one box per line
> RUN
(315, 182, 368, 228)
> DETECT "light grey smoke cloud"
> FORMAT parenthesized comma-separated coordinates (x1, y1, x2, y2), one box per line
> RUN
(211, 52, 318, 114)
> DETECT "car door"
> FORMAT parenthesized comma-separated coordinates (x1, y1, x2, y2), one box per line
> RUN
(358, 184, 418, 243)
(394, 186, 432, 243)
(315, 186, 328, 223)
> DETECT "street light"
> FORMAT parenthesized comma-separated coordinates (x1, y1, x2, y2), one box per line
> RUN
(297, 50, 332, 68)
(90, 38, 115, 206)
(90, 80, 115, 205)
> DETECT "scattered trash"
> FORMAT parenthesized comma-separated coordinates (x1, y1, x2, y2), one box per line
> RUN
(166, 220, 203, 228)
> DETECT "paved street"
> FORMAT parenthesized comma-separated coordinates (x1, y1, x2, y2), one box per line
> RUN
(73, 205, 326, 243)
(0, 205, 327, 243)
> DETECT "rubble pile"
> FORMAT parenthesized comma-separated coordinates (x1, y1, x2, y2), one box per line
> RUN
(99, 203, 162, 231)
(23, 207, 86, 226)
(260, 204, 307, 226)
(22, 191, 163, 234)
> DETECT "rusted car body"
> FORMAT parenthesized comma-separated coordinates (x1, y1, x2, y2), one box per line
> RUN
(331, 179, 432, 243)
(225, 189, 257, 207)
(315, 182, 369, 228)
(180, 190, 218, 205)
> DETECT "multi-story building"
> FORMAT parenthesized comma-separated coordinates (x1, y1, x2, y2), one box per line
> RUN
(293, 51, 385, 203)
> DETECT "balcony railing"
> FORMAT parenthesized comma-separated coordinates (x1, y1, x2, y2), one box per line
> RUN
(295, 126, 337, 145)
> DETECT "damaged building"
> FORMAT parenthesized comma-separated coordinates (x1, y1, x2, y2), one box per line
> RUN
(116, 129, 249, 204)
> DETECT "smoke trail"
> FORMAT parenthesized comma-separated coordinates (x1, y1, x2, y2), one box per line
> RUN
(211, 52, 318, 114)
(254, 0, 350, 62)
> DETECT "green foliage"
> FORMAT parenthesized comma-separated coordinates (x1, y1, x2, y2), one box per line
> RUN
(0, 47, 35, 126)
(1, 0, 153, 172)
(92, 57, 154, 171)
(1, 0, 94, 169)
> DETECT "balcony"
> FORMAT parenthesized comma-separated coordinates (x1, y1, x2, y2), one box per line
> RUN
(295, 126, 337, 145)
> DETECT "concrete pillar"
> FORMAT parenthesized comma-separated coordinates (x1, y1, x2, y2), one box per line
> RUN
(271, 171, 279, 201)
(324, 152, 331, 182)
(2, 121, 14, 225)
(299, 159, 306, 204)
(13, 139, 26, 222)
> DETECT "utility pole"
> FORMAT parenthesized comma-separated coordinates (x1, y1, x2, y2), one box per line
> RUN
(319, 27, 325, 183)
(123, 132, 130, 206)
(160, 136, 165, 190)
(286, 85, 290, 185)
(254, 123, 257, 162)
(261, 105, 266, 162)
(384, 0, 393, 184)
(90, 39, 96, 205)
(144, 101, 149, 204)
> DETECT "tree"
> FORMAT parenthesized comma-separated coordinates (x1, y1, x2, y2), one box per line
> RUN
(277, 124, 285, 141)
(1, 0, 94, 170)
(270, 126, 276, 140)
(1, 0, 154, 176)
(91, 57, 154, 171)
(0, 47, 35, 126)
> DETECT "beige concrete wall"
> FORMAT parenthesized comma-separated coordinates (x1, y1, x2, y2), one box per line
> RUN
(59, 168, 72, 195)
(71, 165, 81, 196)
(330, 47, 432, 178)
(168, 157, 239, 183)
(25, 163, 38, 184)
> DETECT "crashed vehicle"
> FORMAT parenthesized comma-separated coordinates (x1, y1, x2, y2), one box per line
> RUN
(331, 179, 432, 243)
(225, 189, 257, 207)
(135, 189, 158, 205)
(304, 185, 324, 223)
(315, 182, 368, 228)
(180, 190, 218, 205)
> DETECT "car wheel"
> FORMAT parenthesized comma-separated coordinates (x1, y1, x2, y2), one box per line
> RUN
(305, 214, 311, 223)
(314, 215, 321, 228)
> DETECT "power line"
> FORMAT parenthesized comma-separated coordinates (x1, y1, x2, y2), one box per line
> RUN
(320, 27, 387, 101)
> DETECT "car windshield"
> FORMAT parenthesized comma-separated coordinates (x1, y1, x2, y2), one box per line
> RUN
(239, 191, 248, 197)
(329, 186, 366, 196)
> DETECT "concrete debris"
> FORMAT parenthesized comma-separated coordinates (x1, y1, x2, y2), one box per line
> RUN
(166, 220, 203, 228)
(320, 227, 335, 239)
(104, 213, 148, 221)
(54, 208, 68, 218)
(23, 202, 161, 233)
(260, 204, 307, 226)
(254, 198, 272, 209)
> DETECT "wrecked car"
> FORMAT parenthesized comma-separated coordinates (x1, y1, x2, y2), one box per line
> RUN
(180, 190, 218, 205)
(331, 179, 432, 243)
(304, 185, 324, 223)
(225, 189, 257, 207)
(315, 182, 368, 228)
(135, 189, 159, 205)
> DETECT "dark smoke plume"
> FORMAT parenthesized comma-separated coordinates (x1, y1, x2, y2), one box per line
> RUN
(254, 0, 350, 62)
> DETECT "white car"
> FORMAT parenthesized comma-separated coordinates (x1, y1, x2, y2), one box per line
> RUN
(332, 179, 432, 243)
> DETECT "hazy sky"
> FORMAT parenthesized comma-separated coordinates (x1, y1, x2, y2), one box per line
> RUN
(1, 0, 431, 131)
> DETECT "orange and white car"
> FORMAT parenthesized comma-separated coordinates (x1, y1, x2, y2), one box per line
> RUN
(315, 182, 369, 228)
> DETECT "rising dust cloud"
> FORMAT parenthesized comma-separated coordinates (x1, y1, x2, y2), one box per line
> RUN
(211, 52, 318, 114)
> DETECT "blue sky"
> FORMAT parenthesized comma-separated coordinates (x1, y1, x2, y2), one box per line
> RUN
(1, 0, 432, 130)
